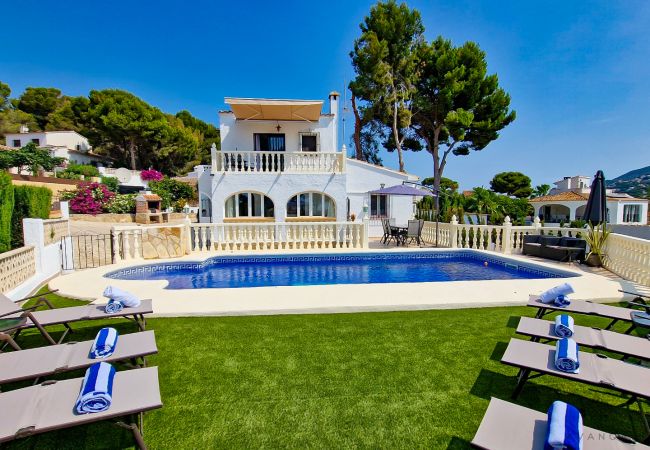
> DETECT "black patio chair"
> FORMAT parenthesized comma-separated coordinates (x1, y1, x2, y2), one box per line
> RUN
(403, 219, 424, 246)
(380, 219, 392, 244)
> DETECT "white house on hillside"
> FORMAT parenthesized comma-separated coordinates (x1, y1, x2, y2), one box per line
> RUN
(4, 128, 109, 167)
(193, 93, 421, 237)
(529, 175, 648, 225)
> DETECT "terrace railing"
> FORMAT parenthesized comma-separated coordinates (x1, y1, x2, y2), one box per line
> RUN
(603, 233, 650, 286)
(212, 151, 346, 174)
(0, 246, 36, 294)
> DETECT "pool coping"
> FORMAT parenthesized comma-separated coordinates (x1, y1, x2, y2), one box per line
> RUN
(50, 247, 637, 317)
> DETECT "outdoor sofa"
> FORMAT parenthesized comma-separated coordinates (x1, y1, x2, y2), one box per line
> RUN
(522, 234, 587, 262)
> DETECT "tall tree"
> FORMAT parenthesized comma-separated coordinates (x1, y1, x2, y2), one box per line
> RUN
(422, 176, 459, 193)
(490, 171, 532, 198)
(349, 0, 424, 172)
(413, 37, 516, 215)
(176, 110, 220, 165)
(46, 96, 90, 132)
(0, 81, 10, 111)
(17, 87, 63, 129)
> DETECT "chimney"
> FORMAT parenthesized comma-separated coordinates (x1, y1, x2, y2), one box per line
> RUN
(19, 124, 29, 133)
(328, 91, 340, 116)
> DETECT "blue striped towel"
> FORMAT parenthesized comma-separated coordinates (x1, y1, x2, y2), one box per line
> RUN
(104, 299, 123, 314)
(75, 362, 116, 414)
(554, 295, 571, 307)
(103, 286, 140, 314)
(545, 400, 583, 450)
(89, 327, 119, 359)
(555, 338, 580, 373)
(554, 315, 574, 338)
(539, 283, 575, 304)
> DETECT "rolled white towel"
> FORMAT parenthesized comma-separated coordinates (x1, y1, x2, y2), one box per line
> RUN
(540, 283, 575, 304)
(554, 314, 574, 338)
(103, 286, 141, 308)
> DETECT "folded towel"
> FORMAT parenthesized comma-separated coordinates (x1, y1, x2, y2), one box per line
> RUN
(555, 338, 580, 373)
(554, 314, 574, 338)
(553, 295, 571, 307)
(89, 327, 119, 359)
(75, 362, 115, 414)
(103, 286, 140, 314)
(540, 283, 575, 304)
(545, 400, 583, 450)
(104, 299, 123, 314)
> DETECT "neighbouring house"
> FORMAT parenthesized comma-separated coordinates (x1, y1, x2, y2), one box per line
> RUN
(97, 167, 148, 193)
(193, 93, 421, 237)
(4, 127, 109, 167)
(529, 175, 648, 225)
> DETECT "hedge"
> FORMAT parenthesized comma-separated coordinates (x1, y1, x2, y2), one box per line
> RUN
(11, 185, 53, 248)
(0, 172, 14, 253)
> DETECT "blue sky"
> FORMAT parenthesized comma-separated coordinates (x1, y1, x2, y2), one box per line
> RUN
(1, 0, 648, 190)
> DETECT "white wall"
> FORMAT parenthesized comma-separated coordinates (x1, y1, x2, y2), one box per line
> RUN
(219, 113, 337, 153)
(207, 172, 347, 223)
(5, 131, 90, 151)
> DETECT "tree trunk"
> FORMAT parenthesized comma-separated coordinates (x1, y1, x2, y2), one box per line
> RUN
(392, 101, 405, 172)
(351, 95, 364, 160)
(432, 127, 441, 217)
(128, 139, 137, 170)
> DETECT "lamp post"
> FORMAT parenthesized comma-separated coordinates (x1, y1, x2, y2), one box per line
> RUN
(402, 181, 449, 248)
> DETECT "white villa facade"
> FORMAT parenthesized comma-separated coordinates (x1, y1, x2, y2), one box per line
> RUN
(4, 129, 109, 166)
(530, 175, 648, 225)
(194, 93, 420, 237)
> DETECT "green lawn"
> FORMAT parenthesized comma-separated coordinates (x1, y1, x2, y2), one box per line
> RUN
(6, 287, 648, 449)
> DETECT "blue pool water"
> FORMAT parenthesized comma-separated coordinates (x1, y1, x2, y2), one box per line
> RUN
(105, 251, 578, 290)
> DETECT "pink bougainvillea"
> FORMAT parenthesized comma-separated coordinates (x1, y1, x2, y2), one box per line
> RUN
(140, 169, 163, 181)
(69, 182, 115, 215)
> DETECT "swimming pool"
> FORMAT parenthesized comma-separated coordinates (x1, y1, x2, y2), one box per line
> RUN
(105, 250, 579, 290)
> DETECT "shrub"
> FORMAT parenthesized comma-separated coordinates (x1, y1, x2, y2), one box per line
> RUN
(149, 177, 195, 209)
(0, 172, 14, 253)
(140, 169, 163, 182)
(11, 185, 52, 248)
(58, 164, 100, 180)
(101, 176, 119, 192)
(68, 182, 115, 215)
(105, 193, 136, 214)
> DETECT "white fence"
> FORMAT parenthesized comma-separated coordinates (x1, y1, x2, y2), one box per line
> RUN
(0, 246, 36, 293)
(212, 151, 346, 174)
(603, 233, 650, 286)
(113, 220, 368, 261)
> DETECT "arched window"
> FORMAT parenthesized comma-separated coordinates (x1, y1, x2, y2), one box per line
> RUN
(225, 192, 274, 218)
(287, 192, 335, 218)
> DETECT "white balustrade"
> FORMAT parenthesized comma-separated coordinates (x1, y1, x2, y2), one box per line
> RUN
(212, 151, 345, 174)
(0, 246, 36, 293)
(604, 233, 650, 286)
(112, 224, 189, 262)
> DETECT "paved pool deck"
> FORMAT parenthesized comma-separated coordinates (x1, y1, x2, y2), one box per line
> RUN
(49, 247, 647, 317)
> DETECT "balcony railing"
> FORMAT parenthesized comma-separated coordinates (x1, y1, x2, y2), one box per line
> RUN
(212, 151, 345, 174)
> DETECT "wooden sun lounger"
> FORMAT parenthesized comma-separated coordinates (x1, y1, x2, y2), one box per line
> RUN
(0, 366, 162, 449)
(0, 330, 157, 386)
(516, 317, 650, 361)
(501, 338, 650, 434)
(527, 297, 645, 330)
(0, 293, 153, 346)
(472, 397, 649, 449)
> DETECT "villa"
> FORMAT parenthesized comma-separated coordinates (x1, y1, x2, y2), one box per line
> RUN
(4, 127, 110, 168)
(193, 93, 421, 237)
(530, 175, 648, 225)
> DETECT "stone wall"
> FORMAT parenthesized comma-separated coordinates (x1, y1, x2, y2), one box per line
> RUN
(141, 227, 185, 259)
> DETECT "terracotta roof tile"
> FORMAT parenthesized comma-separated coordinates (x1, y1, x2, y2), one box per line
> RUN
(529, 192, 589, 202)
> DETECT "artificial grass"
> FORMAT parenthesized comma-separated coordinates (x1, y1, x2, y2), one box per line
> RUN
(6, 286, 648, 449)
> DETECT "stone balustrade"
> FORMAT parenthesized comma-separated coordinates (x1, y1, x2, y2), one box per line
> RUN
(212, 151, 346, 174)
(603, 233, 650, 286)
(113, 224, 189, 261)
(0, 246, 36, 294)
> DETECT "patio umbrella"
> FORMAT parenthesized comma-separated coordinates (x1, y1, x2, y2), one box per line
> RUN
(582, 170, 607, 225)
(368, 184, 434, 196)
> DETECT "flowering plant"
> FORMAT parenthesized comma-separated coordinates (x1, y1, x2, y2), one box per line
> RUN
(140, 169, 163, 181)
(68, 182, 115, 215)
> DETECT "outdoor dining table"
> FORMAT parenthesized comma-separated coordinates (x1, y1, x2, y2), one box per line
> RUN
(390, 225, 408, 246)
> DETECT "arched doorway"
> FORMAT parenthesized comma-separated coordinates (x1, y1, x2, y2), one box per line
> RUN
(540, 204, 570, 223)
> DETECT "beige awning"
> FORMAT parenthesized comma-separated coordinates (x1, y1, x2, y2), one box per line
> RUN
(225, 98, 323, 121)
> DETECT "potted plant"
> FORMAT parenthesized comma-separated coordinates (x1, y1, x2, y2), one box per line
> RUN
(584, 222, 610, 267)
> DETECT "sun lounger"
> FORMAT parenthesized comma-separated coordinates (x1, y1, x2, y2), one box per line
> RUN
(501, 338, 650, 434)
(0, 293, 152, 346)
(527, 297, 645, 330)
(0, 330, 157, 386)
(472, 397, 649, 449)
(0, 366, 162, 449)
(516, 317, 650, 361)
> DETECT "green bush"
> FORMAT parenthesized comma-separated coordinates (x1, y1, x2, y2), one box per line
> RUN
(105, 193, 136, 214)
(0, 172, 14, 253)
(58, 163, 100, 180)
(11, 185, 52, 248)
(149, 177, 195, 209)
(101, 176, 119, 192)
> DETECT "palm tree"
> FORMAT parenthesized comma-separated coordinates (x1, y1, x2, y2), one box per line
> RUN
(531, 184, 551, 198)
